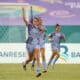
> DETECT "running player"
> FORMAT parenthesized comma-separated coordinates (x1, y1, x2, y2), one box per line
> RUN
(48, 24, 66, 67)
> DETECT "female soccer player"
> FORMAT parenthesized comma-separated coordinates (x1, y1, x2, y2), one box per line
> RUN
(22, 7, 42, 77)
(31, 17, 47, 72)
(22, 7, 39, 71)
(48, 24, 66, 67)
(38, 17, 47, 72)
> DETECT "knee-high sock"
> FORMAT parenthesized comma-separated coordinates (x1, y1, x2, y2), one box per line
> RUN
(32, 59, 35, 67)
(48, 58, 53, 65)
(36, 66, 41, 74)
(53, 55, 58, 65)
(42, 61, 47, 70)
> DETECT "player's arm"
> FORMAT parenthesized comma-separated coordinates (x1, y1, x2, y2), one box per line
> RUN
(63, 35, 66, 42)
(22, 7, 29, 26)
(39, 25, 47, 34)
(39, 26, 45, 33)
(48, 33, 52, 42)
(61, 33, 66, 42)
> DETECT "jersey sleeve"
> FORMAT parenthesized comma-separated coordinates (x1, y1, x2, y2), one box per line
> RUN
(48, 33, 53, 38)
(60, 32, 65, 39)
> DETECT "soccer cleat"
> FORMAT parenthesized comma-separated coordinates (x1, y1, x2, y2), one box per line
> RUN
(31, 65, 35, 70)
(42, 70, 47, 73)
(36, 73, 41, 77)
(23, 63, 26, 70)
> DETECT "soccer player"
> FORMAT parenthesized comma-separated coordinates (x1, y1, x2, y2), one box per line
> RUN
(38, 17, 47, 72)
(22, 7, 39, 71)
(48, 24, 66, 67)
(31, 17, 47, 72)
(22, 7, 42, 77)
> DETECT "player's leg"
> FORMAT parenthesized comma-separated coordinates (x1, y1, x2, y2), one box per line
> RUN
(33, 43, 41, 77)
(34, 48, 41, 77)
(48, 51, 56, 66)
(23, 53, 33, 70)
(40, 47, 47, 72)
(23, 42, 33, 70)
(31, 47, 36, 70)
(39, 40, 47, 72)
(31, 57, 36, 70)
(52, 49, 60, 66)
(52, 46, 60, 67)
(48, 44, 60, 66)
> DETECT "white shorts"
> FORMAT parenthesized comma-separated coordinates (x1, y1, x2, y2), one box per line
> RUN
(51, 44, 60, 52)
(39, 40, 45, 48)
(32, 39, 40, 49)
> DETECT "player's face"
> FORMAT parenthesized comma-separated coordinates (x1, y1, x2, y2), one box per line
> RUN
(39, 18, 43, 25)
(33, 18, 39, 27)
(55, 26, 60, 32)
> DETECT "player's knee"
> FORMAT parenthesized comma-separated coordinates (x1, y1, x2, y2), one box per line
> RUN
(29, 57, 33, 61)
(36, 57, 40, 62)
(57, 53, 60, 58)
(42, 55, 45, 60)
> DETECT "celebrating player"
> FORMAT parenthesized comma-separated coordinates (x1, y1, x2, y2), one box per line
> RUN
(22, 7, 39, 71)
(22, 7, 42, 77)
(31, 17, 47, 72)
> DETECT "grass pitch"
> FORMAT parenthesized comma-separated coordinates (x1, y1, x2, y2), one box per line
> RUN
(0, 64, 80, 80)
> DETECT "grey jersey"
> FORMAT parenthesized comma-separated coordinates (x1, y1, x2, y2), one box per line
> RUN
(39, 25, 47, 41)
(49, 32, 65, 46)
(30, 26, 40, 42)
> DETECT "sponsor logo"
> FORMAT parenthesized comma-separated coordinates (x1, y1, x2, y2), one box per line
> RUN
(0, 51, 26, 57)
(60, 45, 69, 62)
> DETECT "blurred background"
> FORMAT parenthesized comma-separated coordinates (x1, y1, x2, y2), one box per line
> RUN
(0, 0, 80, 80)
(0, 0, 80, 64)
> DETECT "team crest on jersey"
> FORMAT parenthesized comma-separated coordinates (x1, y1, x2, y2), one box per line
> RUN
(55, 33, 61, 37)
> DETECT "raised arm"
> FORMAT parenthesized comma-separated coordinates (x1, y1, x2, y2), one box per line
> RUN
(22, 7, 29, 26)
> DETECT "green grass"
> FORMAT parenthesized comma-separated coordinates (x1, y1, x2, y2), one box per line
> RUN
(0, 64, 80, 80)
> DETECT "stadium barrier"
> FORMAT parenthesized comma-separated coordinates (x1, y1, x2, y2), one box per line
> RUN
(0, 43, 80, 64)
